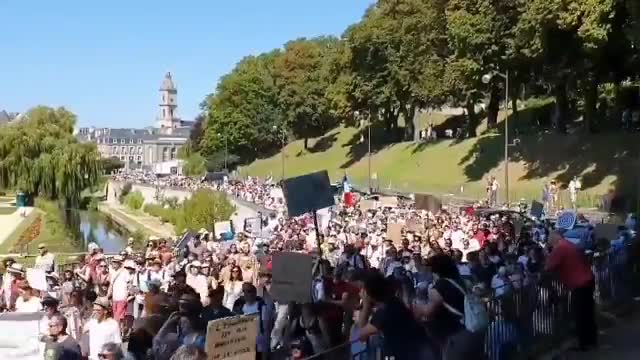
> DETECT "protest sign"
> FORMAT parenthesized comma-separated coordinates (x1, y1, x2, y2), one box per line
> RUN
(0, 312, 44, 360)
(243, 217, 262, 237)
(214, 221, 232, 237)
(360, 199, 375, 211)
(406, 219, 424, 233)
(205, 314, 258, 360)
(26, 269, 47, 292)
(530, 201, 544, 218)
(595, 223, 619, 241)
(380, 196, 398, 208)
(282, 171, 335, 217)
(556, 211, 577, 230)
(414, 194, 442, 213)
(270, 252, 314, 303)
(386, 223, 403, 246)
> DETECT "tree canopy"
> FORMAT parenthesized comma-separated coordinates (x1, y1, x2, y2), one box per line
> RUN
(198, 0, 640, 162)
(0, 106, 102, 205)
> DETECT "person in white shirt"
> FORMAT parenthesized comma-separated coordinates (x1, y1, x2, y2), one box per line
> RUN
(108, 257, 133, 324)
(186, 261, 209, 306)
(15, 282, 42, 312)
(35, 244, 55, 273)
(86, 299, 122, 360)
(569, 177, 581, 209)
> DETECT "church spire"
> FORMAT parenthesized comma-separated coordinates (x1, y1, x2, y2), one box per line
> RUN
(158, 72, 178, 128)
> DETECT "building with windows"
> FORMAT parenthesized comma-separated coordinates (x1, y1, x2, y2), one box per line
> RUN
(77, 72, 195, 170)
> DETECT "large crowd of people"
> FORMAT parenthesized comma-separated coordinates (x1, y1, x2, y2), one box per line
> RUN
(0, 171, 637, 360)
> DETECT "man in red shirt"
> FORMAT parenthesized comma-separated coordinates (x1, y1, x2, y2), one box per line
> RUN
(545, 231, 597, 351)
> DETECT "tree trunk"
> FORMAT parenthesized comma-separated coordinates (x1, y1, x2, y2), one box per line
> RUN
(487, 86, 500, 129)
(465, 100, 479, 137)
(553, 80, 568, 134)
(303, 137, 309, 150)
(583, 76, 598, 133)
(412, 106, 421, 142)
(612, 81, 622, 130)
(511, 96, 519, 123)
(402, 104, 419, 142)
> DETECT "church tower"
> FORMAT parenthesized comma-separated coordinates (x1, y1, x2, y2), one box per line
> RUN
(158, 72, 179, 128)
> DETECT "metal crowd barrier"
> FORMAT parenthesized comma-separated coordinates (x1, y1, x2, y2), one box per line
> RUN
(304, 244, 640, 360)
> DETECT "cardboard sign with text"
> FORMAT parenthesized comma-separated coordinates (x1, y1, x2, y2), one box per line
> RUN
(206, 314, 258, 360)
(406, 219, 425, 233)
(270, 252, 314, 303)
(386, 223, 404, 246)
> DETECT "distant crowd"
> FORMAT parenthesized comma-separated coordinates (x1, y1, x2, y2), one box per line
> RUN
(0, 171, 636, 360)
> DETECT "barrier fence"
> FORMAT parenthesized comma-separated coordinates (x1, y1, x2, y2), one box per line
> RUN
(304, 243, 640, 360)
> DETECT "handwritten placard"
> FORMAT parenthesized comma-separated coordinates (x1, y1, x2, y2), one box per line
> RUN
(386, 223, 403, 246)
(206, 314, 258, 360)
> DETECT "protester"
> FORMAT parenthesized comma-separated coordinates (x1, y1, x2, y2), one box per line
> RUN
(44, 313, 82, 360)
(544, 230, 598, 351)
(86, 299, 122, 360)
(35, 243, 56, 273)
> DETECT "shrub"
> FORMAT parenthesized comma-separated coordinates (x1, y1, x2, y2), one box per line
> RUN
(162, 196, 181, 209)
(119, 182, 133, 203)
(124, 191, 144, 210)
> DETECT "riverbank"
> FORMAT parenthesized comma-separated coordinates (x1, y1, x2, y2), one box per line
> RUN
(98, 202, 175, 239)
(0, 207, 36, 252)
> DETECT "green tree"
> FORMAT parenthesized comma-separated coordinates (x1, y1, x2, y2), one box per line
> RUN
(182, 153, 207, 177)
(200, 51, 282, 160)
(273, 37, 341, 149)
(100, 156, 124, 175)
(174, 189, 235, 233)
(0, 106, 101, 206)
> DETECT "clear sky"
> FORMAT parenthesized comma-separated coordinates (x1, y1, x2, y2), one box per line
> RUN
(0, 0, 372, 128)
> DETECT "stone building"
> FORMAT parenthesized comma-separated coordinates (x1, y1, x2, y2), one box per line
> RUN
(77, 72, 195, 171)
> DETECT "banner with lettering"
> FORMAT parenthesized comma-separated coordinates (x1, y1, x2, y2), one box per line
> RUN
(205, 314, 258, 360)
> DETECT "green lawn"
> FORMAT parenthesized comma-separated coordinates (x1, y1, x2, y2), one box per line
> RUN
(240, 110, 635, 208)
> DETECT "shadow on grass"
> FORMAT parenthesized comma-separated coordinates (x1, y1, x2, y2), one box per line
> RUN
(459, 129, 640, 211)
(306, 132, 338, 154)
(340, 124, 392, 169)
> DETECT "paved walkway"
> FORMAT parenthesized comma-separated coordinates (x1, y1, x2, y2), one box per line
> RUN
(0, 207, 35, 246)
(545, 307, 640, 360)
(98, 202, 175, 238)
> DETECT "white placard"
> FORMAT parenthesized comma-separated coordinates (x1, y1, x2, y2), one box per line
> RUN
(26, 268, 47, 292)
(0, 312, 44, 360)
(214, 221, 232, 237)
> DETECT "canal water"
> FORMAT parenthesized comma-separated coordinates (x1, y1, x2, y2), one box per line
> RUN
(68, 210, 129, 253)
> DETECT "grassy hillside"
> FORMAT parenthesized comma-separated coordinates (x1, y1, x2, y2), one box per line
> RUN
(240, 110, 639, 208)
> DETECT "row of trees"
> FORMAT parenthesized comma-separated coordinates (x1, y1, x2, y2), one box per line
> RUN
(192, 0, 640, 163)
(0, 106, 102, 206)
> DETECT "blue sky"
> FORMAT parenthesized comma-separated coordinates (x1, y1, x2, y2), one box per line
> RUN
(0, 0, 372, 128)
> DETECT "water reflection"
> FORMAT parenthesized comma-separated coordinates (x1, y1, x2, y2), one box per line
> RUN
(75, 210, 128, 253)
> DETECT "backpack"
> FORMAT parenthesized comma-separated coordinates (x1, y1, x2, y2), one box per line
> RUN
(442, 278, 489, 333)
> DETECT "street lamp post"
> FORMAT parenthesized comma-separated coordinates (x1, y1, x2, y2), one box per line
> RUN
(483, 70, 510, 205)
(273, 125, 286, 180)
(217, 133, 228, 171)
